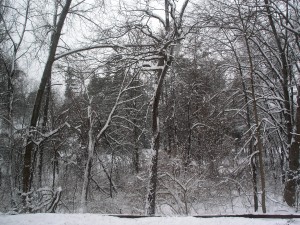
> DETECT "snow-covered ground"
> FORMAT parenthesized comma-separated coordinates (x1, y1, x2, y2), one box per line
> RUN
(1, 213, 300, 225)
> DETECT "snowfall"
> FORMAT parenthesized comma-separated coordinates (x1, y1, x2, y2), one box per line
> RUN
(1, 213, 300, 225)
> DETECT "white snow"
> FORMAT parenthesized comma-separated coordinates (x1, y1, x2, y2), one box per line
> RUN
(0, 214, 300, 225)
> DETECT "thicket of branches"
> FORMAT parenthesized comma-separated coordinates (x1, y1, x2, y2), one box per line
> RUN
(0, 0, 300, 215)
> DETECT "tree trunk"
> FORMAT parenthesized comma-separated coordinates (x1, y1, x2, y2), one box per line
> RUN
(1, 0, 30, 207)
(7, 63, 15, 208)
(146, 52, 172, 215)
(133, 117, 140, 173)
(241, 74, 259, 212)
(227, 28, 259, 212)
(263, 0, 297, 206)
(245, 36, 267, 213)
(80, 78, 124, 211)
(80, 101, 95, 213)
(22, 0, 72, 198)
(80, 131, 95, 213)
(284, 84, 300, 206)
(185, 98, 192, 169)
(38, 77, 51, 188)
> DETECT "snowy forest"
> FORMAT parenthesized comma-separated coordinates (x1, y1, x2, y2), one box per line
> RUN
(0, 0, 300, 216)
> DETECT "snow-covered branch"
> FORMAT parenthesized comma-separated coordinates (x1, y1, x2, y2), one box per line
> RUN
(31, 122, 71, 146)
(54, 44, 155, 61)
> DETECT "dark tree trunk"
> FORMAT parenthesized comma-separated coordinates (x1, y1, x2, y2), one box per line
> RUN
(38, 77, 51, 188)
(7, 64, 15, 207)
(184, 98, 192, 169)
(146, 51, 173, 215)
(284, 84, 300, 206)
(263, 0, 297, 206)
(133, 116, 140, 173)
(22, 0, 72, 198)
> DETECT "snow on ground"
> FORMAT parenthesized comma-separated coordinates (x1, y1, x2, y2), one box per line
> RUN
(1, 214, 300, 225)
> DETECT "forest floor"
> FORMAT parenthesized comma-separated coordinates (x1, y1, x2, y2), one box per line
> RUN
(1, 213, 300, 225)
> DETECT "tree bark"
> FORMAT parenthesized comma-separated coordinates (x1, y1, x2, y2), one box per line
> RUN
(133, 117, 140, 173)
(263, 0, 297, 207)
(146, 52, 173, 215)
(241, 70, 259, 212)
(22, 0, 72, 198)
(145, 0, 189, 215)
(226, 28, 259, 212)
(7, 60, 15, 208)
(284, 84, 300, 206)
(38, 77, 51, 188)
(80, 123, 95, 213)
(245, 36, 267, 213)
(1, 0, 30, 206)
(185, 98, 192, 169)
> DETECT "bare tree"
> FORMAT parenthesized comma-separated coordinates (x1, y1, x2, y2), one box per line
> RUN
(22, 0, 72, 205)
(79, 64, 144, 213)
(262, 0, 300, 207)
(141, 0, 190, 215)
(0, 0, 30, 208)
